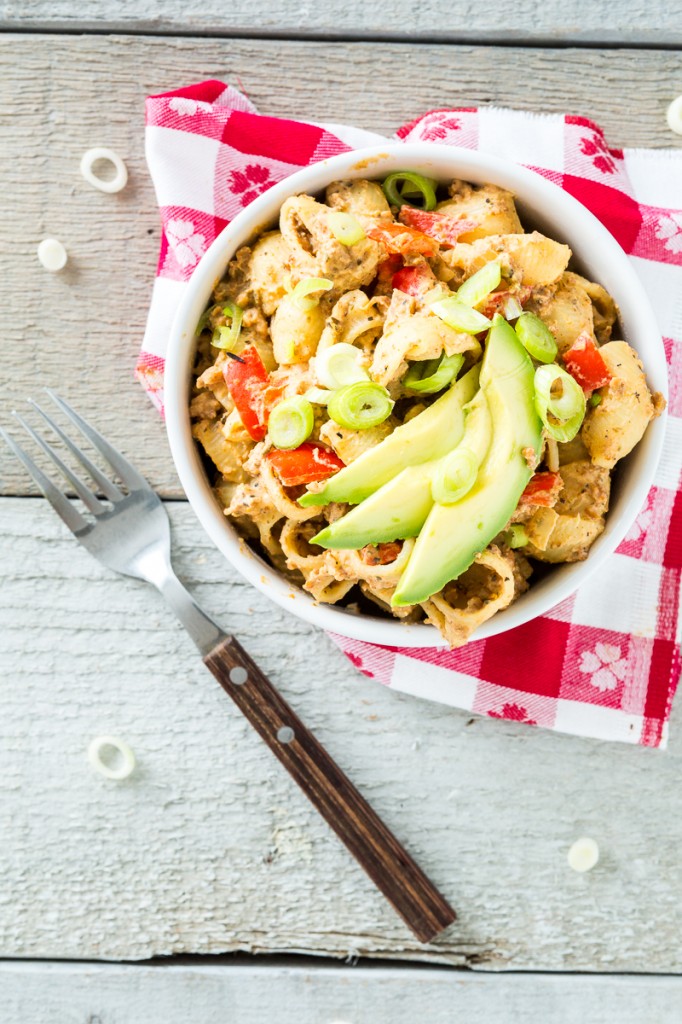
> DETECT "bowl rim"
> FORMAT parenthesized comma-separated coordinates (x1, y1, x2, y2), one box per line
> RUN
(165, 141, 668, 649)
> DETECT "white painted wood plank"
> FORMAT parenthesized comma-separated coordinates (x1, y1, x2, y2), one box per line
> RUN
(3, 495, 682, 969)
(3, 961, 682, 1023)
(1, 1, 681, 46)
(2, 35, 681, 500)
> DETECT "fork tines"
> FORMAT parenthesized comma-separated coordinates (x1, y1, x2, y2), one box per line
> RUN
(1, 391, 150, 533)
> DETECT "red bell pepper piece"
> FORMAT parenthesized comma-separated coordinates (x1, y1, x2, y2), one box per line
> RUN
(261, 381, 286, 413)
(267, 443, 345, 488)
(375, 253, 404, 291)
(391, 263, 435, 297)
(478, 286, 532, 319)
(223, 345, 270, 441)
(519, 472, 563, 508)
(399, 206, 478, 248)
(366, 221, 437, 258)
(563, 333, 612, 393)
(360, 541, 403, 566)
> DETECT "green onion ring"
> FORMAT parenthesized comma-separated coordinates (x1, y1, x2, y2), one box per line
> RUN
(328, 381, 394, 430)
(211, 301, 243, 351)
(304, 386, 334, 406)
(456, 261, 502, 308)
(195, 307, 211, 335)
(316, 343, 369, 390)
(290, 277, 333, 312)
(328, 211, 365, 246)
(431, 447, 479, 505)
(542, 409, 586, 444)
(589, 393, 603, 408)
(503, 296, 523, 321)
(403, 352, 464, 394)
(515, 313, 558, 363)
(430, 296, 491, 334)
(87, 735, 136, 780)
(382, 171, 438, 211)
(508, 524, 529, 549)
(534, 364, 586, 442)
(268, 396, 315, 450)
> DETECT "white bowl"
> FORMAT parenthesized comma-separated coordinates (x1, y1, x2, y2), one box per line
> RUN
(165, 143, 667, 648)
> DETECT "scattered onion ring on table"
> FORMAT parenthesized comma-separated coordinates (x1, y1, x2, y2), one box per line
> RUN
(87, 736, 136, 780)
(189, 171, 664, 647)
(80, 146, 128, 194)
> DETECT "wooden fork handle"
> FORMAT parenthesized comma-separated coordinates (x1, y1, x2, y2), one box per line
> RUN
(204, 635, 456, 944)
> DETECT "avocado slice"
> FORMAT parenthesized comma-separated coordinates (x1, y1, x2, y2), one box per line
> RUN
(313, 387, 492, 550)
(392, 316, 542, 607)
(298, 364, 480, 508)
(430, 388, 492, 504)
(312, 462, 434, 547)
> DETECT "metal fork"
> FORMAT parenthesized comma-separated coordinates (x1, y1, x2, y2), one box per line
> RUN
(2, 391, 455, 944)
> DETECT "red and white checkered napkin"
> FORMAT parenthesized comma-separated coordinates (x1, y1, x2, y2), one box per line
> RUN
(138, 79, 682, 747)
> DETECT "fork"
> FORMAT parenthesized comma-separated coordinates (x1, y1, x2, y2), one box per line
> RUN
(2, 391, 456, 944)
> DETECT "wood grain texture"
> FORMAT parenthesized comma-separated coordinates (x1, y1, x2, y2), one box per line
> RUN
(1, 35, 681, 499)
(3, 496, 682, 969)
(2, 0, 682, 46)
(3, 961, 682, 1024)
(206, 636, 456, 943)
(3, 34, 682, 973)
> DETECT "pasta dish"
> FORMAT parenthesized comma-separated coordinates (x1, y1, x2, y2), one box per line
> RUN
(190, 171, 663, 646)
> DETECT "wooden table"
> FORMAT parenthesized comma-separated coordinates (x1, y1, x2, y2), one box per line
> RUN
(2, 6, 682, 1020)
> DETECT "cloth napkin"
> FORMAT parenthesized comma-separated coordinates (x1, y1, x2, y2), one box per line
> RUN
(138, 79, 682, 747)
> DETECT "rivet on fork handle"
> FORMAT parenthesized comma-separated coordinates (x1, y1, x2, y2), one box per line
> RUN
(205, 635, 457, 944)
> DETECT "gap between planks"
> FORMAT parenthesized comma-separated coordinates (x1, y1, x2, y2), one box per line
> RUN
(2, 24, 682, 50)
(3, 960, 682, 1024)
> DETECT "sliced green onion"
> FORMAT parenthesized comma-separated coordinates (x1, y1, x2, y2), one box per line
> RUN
(534, 364, 587, 443)
(456, 262, 502, 308)
(430, 296, 491, 334)
(515, 312, 558, 363)
(382, 171, 438, 211)
(87, 735, 136, 781)
(328, 381, 394, 430)
(536, 364, 585, 421)
(543, 409, 585, 443)
(508, 524, 529, 549)
(268, 396, 314, 450)
(211, 302, 243, 351)
(316, 343, 369, 390)
(422, 284, 449, 306)
(403, 353, 464, 394)
(304, 386, 334, 406)
(503, 296, 523, 321)
(431, 447, 479, 505)
(328, 211, 365, 246)
(290, 277, 333, 312)
(589, 393, 603, 408)
(196, 307, 211, 335)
